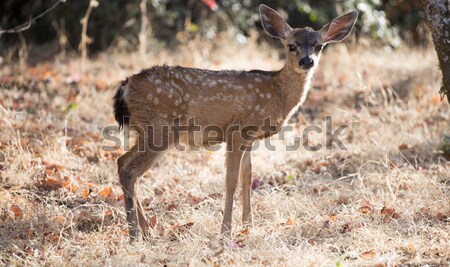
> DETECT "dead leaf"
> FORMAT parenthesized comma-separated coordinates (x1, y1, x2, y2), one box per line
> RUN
(56, 215, 65, 224)
(335, 195, 350, 205)
(10, 205, 23, 219)
(98, 186, 113, 199)
(342, 222, 352, 233)
(187, 193, 204, 205)
(95, 80, 108, 91)
(329, 214, 338, 222)
(358, 204, 373, 214)
(381, 206, 400, 219)
(82, 188, 90, 199)
(430, 95, 441, 104)
(361, 251, 375, 259)
(38, 177, 71, 190)
(436, 212, 449, 222)
(239, 228, 250, 236)
(398, 143, 408, 150)
(284, 217, 298, 228)
(168, 222, 194, 240)
(149, 215, 157, 229)
(207, 193, 223, 199)
(311, 160, 329, 173)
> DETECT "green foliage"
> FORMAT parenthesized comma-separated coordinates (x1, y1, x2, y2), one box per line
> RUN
(0, 0, 425, 55)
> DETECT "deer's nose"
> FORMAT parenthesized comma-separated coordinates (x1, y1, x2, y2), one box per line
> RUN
(299, 57, 314, 69)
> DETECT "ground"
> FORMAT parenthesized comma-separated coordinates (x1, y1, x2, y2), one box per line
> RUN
(0, 41, 449, 266)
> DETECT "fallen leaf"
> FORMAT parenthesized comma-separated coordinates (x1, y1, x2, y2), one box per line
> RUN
(98, 186, 113, 199)
(398, 143, 408, 150)
(342, 222, 352, 233)
(38, 177, 71, 190)
(381, 206, 400, 219)
(149, 215, 157, 229)
(361, 251, 375, 259)
(95, 80, 108, 91)
(358, 204, 373, 214)
(10, 205, 23, 219)
(56, 215, 65, 224)
(251, 178, 262, 190)
(168, 222, 194, 240)
(239, 228, 250, 236)
(335, 195, 350, 205)
(187, 193, 204, 205)
(430, 95, 441, 104)
(284, 217, 298, 228)
(82, 188, 89, 199)
(436, 212, 449, 222)
(329, 214, 338, 222)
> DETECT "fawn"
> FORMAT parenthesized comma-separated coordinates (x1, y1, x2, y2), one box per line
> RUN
(114, 4, 358, 241)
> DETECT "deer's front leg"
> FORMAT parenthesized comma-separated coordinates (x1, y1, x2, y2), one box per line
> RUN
(240, 150, 252, 227)
(221, 136, 246, 235)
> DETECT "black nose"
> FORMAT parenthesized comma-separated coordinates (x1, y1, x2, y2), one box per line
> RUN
(299, 57, 314, 69)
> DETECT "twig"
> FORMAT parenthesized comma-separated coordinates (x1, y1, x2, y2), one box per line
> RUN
(138, 0, 149, 57)
(79, 0, 99, 71)
(0, 0, 67, 36)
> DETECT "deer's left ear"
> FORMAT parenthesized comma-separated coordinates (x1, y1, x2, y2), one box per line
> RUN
(319, 11, 358, 44)
(260, 4, 292, 41)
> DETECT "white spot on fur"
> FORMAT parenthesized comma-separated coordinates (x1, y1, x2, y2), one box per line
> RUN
(255, 77, 262, 82)
(255, 104, 260, 111)
(185, 74, 193, 83)
(256, 88, 260, 93)
(259, 93, 265, 98)
(153, 97, 159, 105)
(266, 93, 271, 98)
(147, 93, 153, 100)
(248, 84, 254, 89)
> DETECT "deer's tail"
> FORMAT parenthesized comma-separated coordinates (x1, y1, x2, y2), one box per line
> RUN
(113, 78, 130, 130)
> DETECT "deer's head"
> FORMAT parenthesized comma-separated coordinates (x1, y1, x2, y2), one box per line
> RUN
(260, 4, 358, 73)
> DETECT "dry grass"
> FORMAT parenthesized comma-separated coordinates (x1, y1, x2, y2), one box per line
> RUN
(0, 40, 449, 266)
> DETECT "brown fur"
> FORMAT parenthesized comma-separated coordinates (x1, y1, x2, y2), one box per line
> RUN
(114, 4, 358, 241)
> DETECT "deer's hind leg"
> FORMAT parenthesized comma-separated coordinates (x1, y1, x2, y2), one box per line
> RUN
(118, 125, 171, 241)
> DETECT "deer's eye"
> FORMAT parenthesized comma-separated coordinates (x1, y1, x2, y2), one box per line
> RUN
(315, 45, 323, 53)
(288, 45, 296, 52)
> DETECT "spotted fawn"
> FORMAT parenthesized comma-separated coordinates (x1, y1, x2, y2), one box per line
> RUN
(114, 4, 358, 241)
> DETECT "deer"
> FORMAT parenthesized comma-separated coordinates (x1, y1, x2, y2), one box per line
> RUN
(113, 4, 358, 241)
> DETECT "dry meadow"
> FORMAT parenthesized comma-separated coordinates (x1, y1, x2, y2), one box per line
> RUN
(0, 41, 449, 266)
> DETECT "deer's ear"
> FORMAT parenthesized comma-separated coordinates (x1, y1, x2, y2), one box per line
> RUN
(319, 11, 358, 44)
(260, 4, 292, 41)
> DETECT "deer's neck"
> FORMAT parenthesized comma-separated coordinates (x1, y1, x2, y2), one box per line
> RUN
(273, 64, 315, 121)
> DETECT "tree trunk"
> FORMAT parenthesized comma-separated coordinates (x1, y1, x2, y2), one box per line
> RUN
(421, 0, 450, 103)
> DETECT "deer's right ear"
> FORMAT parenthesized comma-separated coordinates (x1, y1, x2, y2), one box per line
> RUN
(260, 4, 292, 41)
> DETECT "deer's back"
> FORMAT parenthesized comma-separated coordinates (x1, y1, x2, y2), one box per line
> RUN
(124, 65, 281, 134)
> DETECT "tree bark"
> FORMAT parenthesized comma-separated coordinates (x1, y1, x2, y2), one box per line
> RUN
(422, 0, 450, 103)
